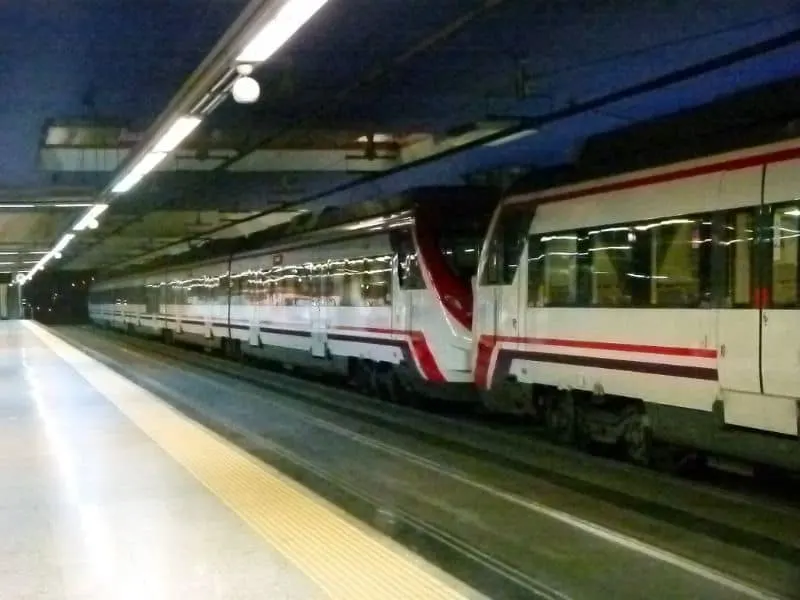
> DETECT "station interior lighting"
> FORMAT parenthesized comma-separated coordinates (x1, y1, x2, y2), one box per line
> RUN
(26, 113, 202, 283)
(22, 233, 75, 284)
(152, 116, 203, 153)
(484, 128, 539, 147)
(232, 64, 260, 104)
(73, 204, 109, 231)
(0, 203, 94, 209)
(112, 149, 168, 194)
(112, 115, 202, 194)
(237, 0, 330, 63)
(23, 0, 330, 285)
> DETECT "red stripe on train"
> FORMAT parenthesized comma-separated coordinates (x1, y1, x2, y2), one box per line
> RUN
(491, 335, 717, 359)
(525, 145, 800, 206)
(474, 336, 496, 390)
(408, 331, 446, 383)
(413, 224, 472, 331)
(476, 334, 717, 389)
(331, 325, 445, 383)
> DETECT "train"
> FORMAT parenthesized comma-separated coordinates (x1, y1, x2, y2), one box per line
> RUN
(88, 188, 497, 403)
(89, 100, 800, 473)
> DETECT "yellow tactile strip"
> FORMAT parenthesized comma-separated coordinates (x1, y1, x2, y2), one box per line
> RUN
(27, 323, 481, 600)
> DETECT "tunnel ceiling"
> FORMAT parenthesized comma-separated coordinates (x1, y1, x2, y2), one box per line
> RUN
(1, 0, 799, 276)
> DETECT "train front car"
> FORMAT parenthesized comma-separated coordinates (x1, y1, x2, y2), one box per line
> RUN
(386, 188, 496, 401)
(473, 135, 800, 473)
(223, 187, 496, 405)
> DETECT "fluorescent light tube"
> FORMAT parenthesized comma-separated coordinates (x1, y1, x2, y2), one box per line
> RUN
(0, 204, 36, 209)
(53, 233, 75, 254)
(74, 204, 109, 231)
(112, 151, 168, 193)
(131, 151, 169, 177)
(237, 0, 330, 63)
(112, 172, 144, 194)
(485, 128, 538, 147)
(152, 116, 203, 153)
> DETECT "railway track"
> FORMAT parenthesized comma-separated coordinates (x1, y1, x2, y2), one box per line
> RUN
(53, 324, 800, 599)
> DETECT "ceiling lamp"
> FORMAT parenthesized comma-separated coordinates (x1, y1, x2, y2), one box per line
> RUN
(232, 64, 260, 104)
(237, 0, 330, 63)
(73, 203, 109, 231)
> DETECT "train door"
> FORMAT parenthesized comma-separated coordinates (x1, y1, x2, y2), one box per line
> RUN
(392, 231, 418, 334)
(718, 164, 800, 436)
(474, 203, 531, 385)
(757, 193, 800, 435)
(715, 204, 761, 396)
(310, 258, 328, 358)
(392, 269, 412, 334)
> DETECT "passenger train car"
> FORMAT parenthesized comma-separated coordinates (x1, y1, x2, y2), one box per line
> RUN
(90, 83, 800, 472)
(89, 188, 495, 402)
(474, 126, 800, 471)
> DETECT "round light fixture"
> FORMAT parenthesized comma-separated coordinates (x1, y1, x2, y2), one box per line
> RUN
(232, 76, 260, 104)
(88, 218, 99, 230)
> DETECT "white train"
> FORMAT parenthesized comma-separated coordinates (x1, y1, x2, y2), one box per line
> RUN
(89, 118, 800, 472)
(474, 131, 800, 471)
(89, 188, 495, 403)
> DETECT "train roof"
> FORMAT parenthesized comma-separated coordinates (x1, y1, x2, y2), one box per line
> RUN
(507, 76, 800, 198)
(100, 185, 495, 279)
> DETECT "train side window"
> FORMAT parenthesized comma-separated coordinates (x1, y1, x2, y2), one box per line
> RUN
(391, 229, 425, 290)
(716, 210, 755, 307)
(261, 268, 276, 306)
(771, 204, 800, 307)
(527, 232, 580, 305)
(588, 226, 633, 306)
(317, 261, 333, 303)
(545, 233, 579, 305)
(361, 255, 392, 306)
(145, 284, 159, 314)
(329, 260, 345, 305)
(643, 216, 711, 307)
(284, 265, 301, 305)
(527, 236, 544, 306)
(330, 258, 361, 306)
(482, 203, 532, 286)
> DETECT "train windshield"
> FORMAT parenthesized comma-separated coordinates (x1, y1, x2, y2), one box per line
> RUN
(437, 214, 487, 283)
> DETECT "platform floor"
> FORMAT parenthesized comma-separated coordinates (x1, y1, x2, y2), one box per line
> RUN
(0, 321, 480, 600)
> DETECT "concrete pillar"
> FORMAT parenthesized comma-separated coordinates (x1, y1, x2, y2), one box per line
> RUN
(0, 284, 7, 319)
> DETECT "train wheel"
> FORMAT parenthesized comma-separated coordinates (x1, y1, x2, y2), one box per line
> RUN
(384, 370, 411, 405)
(224, 338, 243, 361)
(544, 390, 576, 444)
(622, 405, 652, 466)
(352, 360, 376, 396)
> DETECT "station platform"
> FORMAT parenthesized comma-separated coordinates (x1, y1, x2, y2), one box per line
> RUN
(0, 320, 482, 600)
